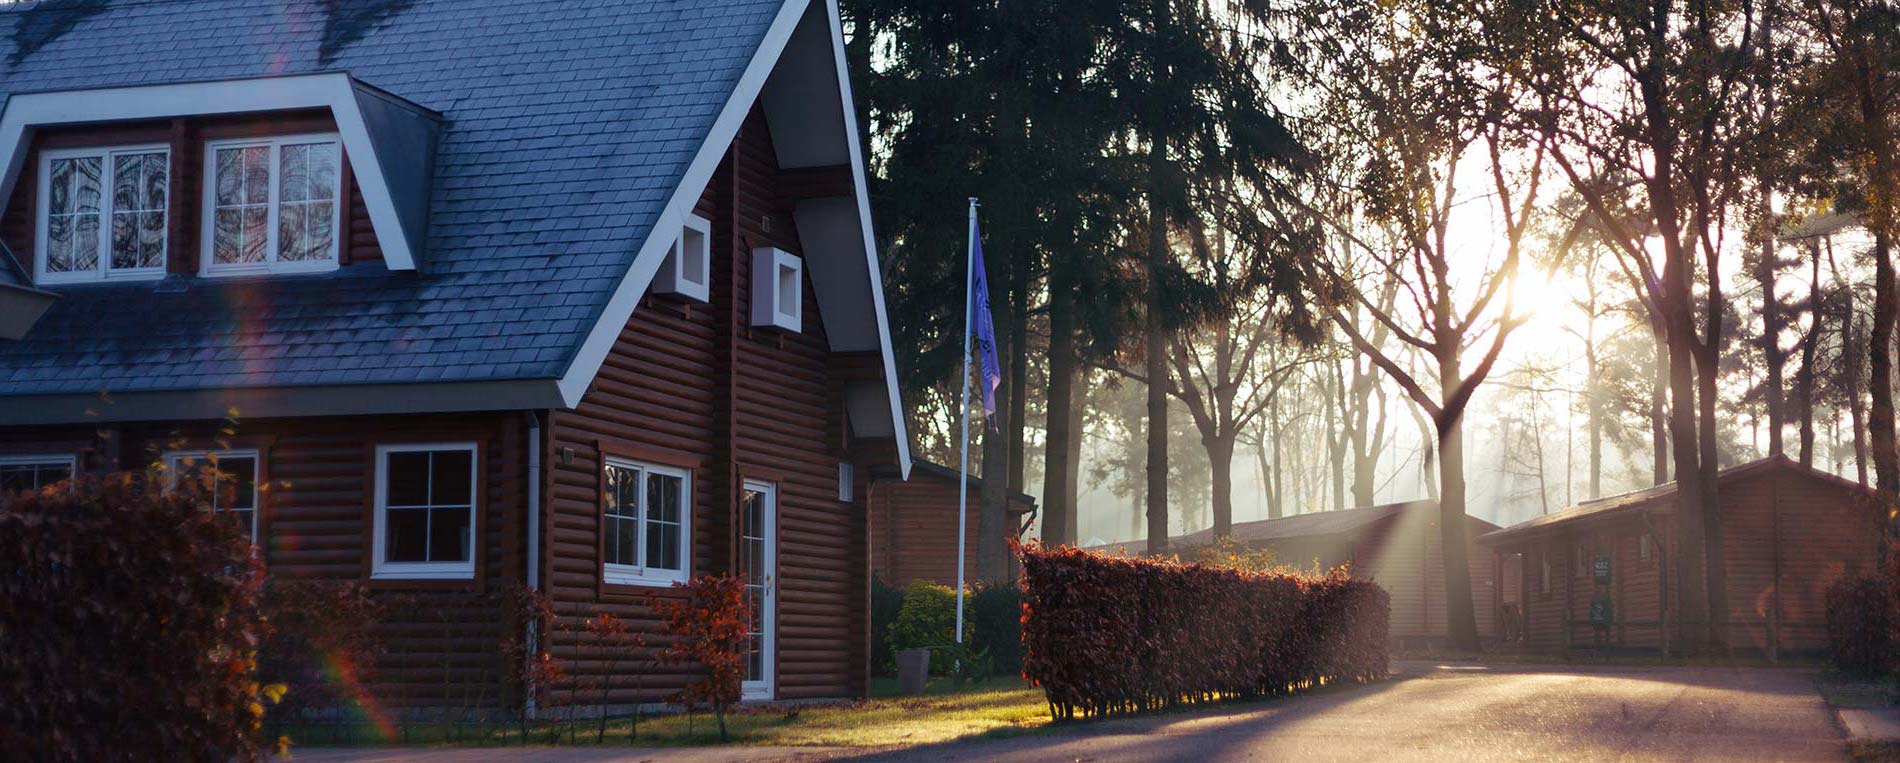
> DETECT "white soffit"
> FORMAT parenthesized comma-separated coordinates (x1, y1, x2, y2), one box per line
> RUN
(0, 72, 435, 271)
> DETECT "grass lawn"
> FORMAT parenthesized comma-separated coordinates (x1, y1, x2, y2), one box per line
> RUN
(279, 676, 1052, 750)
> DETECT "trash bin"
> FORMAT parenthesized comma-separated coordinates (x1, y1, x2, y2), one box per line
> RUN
(896, 647, 931, 694)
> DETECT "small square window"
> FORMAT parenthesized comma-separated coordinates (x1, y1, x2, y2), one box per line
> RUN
(655, 214, 711, 302)
(750, 247, 802, 332)
(373, 443, 478, 580)
(165, 450, 260, 544)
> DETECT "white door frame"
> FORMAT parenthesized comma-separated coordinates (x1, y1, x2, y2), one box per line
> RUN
(741, 480, 778, 701)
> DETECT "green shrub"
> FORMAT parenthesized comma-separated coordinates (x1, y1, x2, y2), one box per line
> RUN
(886, 580, 972, 674)
(871, 576, 907, 675)
(1825, 575, 1897, 677)
(970, 582, 1024, 678)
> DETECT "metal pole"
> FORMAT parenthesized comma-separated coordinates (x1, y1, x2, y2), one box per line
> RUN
(955, 197, 977, 645)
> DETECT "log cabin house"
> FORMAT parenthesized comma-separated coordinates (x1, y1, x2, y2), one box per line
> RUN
(1105, 501, 1508, 645)
(1479, 456, 1882, 658)
(0, 0, 913, 710)
(867, 460, 1036, 588)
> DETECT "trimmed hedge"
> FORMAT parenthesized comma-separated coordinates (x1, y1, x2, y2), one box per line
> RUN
(1825, 575, 1896, 677)
(1020, 544, 1388, 720)
(1, 475, 278, 761)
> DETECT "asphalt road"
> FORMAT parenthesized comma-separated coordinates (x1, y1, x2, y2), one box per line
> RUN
(298, 662, 1848, 763)
(838, 662, 1847, 763)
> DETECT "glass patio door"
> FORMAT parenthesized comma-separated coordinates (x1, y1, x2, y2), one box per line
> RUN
(739, 481, 777, 700)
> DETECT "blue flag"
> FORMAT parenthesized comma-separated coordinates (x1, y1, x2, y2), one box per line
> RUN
(970, 224, 1003, 427)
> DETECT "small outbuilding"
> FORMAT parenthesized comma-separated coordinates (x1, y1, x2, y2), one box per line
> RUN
(1162, 501, 1508, 644)
(867, 461, 1036, 587)
(1479, 455, 1882, 657)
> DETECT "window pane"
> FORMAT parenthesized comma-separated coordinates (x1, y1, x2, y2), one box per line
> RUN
(240, 208, 269, 263)
(243, 146, 269, 204)
(0, 465, 34, 493)
(428, 506, 472, 562)
(215, 149, 243, 206)
(279, 144, 309, 202)
(221, 508, 257, 543)
(45, 212, 73, 273)
(46, 156, 103, 275)
(645, 473, 682, 572)
(429, 449, 472, 506)
(607, 515, 637, 567)
(308, 143, 338, 199)
(278, 203, 306, 261)
(213, 147, 269, 266)
(385, 507, 428, 562)
(220, 456, 257, 510)
(108, 151, 166, 272)
(385, 452, 430, 506)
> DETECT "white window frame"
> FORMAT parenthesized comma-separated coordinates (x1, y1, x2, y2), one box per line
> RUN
(164, 449, 261, 544)
(198, 132, 344, 277)
(749, 247, 803, 332)
(655, 214, 712, 302)
(34, 144, 171, 284)
(371, 442, 479, 580)
(0, 453, 77, 491)
(600, 457, 692, 588)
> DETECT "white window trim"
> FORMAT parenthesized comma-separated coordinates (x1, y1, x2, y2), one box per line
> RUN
(34, 144, 171, 285)
(740, 479, 777, 701)
(371, 442, 479, 581)
(749, 247, 802, 332)
(198, 132, 344, 277)
(163, 449, 261, 543)
(655, 213, 712, 302)
(600, 457, 692, 588)
(0, 453, 78, 487)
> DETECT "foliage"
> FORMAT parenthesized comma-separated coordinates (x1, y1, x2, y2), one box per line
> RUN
(581, 612, 647, 743)
(969, 581, 1025, 678)
(499, 582, 562, 723)
(1190, 536, 1283, 573)
(259, 580, 387, 725)
(649, 575, 752, 742)
(1019, 543, 1388, 720)
(871, 575, 908, 675)
(1825, 575, 1897, 677)
(887, 580, 973, 674)
(0, 474, 283, 761)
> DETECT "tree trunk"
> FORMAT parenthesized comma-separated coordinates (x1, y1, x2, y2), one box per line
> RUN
(1269, 395, 1285, 519)
(1797, 247, 1820, 467)
(1649, 335, 1670, 486)
(1209, 436, 1234, 538)
(978, 400, 1011, 583)
(1144, 140, 1170, 556)
(1837, 238, 1869, 486)
(1757, 205, 1786, 457)
(1869, 232, 1898, 503)
(1437, 410, 1480, 651)
(1007, 243, 1030, 495)
(1041, 266, 1078, 545)
(1666, 301, 1710, 655)
(1697, 337, 1729, 651)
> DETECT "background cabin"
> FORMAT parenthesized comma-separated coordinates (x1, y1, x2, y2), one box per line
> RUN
(1480, 455, 1882, 658)
(867, 461, 1036, 588)
(1121, 501, 1507, 646)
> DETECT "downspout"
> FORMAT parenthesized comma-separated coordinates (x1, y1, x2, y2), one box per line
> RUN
(524, 410, 545, 717)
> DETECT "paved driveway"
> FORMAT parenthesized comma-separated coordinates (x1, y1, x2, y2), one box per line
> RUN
(298, 662, 1848, 763)
(844, 662, 1846, 763)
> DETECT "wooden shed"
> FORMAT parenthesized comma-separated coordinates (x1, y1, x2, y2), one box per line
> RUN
(1479, 455, 1882, 657)
(1166, 501, 1507, 644)
(867, 460, 1036, 587)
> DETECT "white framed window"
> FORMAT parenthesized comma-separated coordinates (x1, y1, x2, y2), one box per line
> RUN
(35, 145, 170, 284)
(655, 214, 711, 302)
(750, 247, 802, 332)
(0, 453, 76, 493)
(372, 443, 478, 580)
(600, 457, 691, 587)
(165, 450, 260, 544)
(200, 133, 343, 276)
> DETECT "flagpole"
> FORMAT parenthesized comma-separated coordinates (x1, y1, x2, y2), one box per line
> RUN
(955, 197, 977, 646)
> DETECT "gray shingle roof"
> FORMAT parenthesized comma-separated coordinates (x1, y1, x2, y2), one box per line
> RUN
(0, 0, 785, 395)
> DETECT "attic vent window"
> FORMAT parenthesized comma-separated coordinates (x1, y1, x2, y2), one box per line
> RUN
(750, 247, 802, 332)
(36, 145, 170, 284)
(201, 134, 342, 276)
(655, 214, 711, 302)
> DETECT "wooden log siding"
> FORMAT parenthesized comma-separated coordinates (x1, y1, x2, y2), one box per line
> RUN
(544, 105, 868, 704)
(1491, 459, 1881, 655)
(1, 414, 524, 708)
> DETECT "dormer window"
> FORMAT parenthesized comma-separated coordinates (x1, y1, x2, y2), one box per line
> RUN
(35, 145, 170, 284)
(655, 214, 711, 302)
(201, 134, 342, 276)
(750, 247, 802, 332)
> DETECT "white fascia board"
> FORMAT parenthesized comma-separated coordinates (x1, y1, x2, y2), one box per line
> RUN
(556, 0, 814, 406)
(821, 0, 911, 479)
(0, 73, 421, 270)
